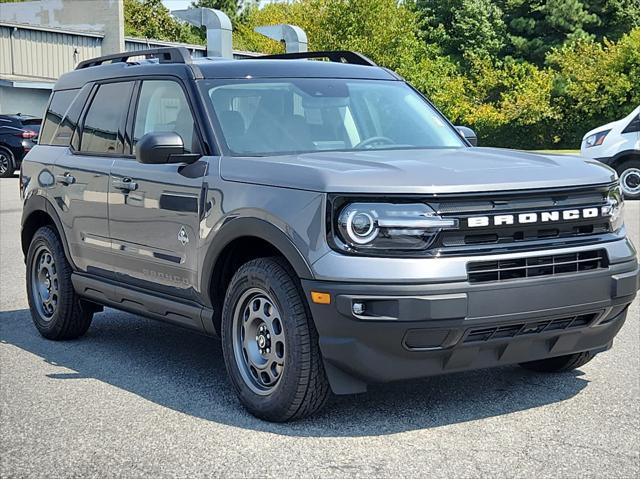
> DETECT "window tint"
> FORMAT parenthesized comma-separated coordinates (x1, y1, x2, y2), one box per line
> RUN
(133, 80, 195, 153)
(40, 89, 78, 145)
(80, 82, 133, 154)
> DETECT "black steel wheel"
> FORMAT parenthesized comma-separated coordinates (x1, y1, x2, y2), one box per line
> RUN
(30, 244, 60, 320)
(232, 288, 287, 395)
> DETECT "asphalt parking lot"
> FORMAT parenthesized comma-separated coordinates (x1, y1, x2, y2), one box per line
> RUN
(1, 174, 638, 478)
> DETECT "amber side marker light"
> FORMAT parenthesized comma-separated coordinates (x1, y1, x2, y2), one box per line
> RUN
(311, 292, 331, 304)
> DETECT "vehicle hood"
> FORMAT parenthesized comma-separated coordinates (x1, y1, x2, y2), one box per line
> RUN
(220, 147, 616, 194)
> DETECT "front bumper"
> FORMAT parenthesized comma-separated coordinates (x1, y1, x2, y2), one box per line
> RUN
(302, 257, 639, 395)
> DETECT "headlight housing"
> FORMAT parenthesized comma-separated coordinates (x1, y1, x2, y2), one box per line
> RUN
(584, 129, 610, 148)
(603, 185, 624, 232)
(332, 201, 458, 255)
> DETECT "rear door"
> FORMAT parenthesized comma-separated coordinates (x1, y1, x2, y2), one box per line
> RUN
(108, 78, 207, 299)
(53, 80, 134, 276)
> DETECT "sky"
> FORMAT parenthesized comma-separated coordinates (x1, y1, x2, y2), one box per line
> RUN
(161, 0, 193, 11)
(161, 1, 275, 11)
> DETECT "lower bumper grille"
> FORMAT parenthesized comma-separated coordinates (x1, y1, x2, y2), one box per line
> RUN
(464, 312, 599, 344)
(467, 249, 607, 283)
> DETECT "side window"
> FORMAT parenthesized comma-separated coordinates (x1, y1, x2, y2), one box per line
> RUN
(80, 82, 133, 154)
(133, 80, 195, 153)
(55, 85, 91, 148)
(40, 89, 78, 145)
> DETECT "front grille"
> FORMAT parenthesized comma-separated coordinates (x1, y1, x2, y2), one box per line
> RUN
(467, 249, 607, 283)
(463, 313, 599, 343)
(430, 185, 613, 252)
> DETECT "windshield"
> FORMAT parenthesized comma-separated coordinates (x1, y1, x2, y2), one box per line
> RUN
(200, 78, 465, 156)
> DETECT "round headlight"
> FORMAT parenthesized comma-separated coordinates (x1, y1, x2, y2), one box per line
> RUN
(341, 209, 379, 244)
(335, 202, 459, 252)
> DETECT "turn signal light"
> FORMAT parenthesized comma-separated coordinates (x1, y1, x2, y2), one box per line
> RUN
(311, 291, 331, 304)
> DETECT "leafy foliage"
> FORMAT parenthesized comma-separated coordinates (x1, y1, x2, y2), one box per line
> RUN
(120, 0, 640, 149)
(547, 28, 640, 145)
(418, 0, 640, 65)
(191, 0, 244, 22)
(124, 0, 204, 45)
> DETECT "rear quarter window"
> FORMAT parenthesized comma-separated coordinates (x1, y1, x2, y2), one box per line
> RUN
(39, 89, 80, 145)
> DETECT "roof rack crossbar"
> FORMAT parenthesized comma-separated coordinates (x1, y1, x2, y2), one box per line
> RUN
(76, 47, 192, 70)
(255, 50, 377, 67)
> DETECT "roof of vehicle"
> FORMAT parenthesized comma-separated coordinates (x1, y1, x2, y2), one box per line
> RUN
(194, 58, 397, 81)
(0, 114, 39, 122)
(53, 48, 399, 91)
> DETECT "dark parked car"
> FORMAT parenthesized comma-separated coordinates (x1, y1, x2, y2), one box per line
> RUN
(0, 114, 41, 177)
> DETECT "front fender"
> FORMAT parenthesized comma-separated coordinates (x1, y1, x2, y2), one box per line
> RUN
(199, 216, 315, 308)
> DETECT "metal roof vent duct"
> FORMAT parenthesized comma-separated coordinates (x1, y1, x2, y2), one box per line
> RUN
(171, 8, 232, 58)
(254, 24, 308, 53)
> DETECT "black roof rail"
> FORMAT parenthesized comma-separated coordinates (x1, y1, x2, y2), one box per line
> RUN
(76, 47, 192, 70)
(255, 50, 377, 67)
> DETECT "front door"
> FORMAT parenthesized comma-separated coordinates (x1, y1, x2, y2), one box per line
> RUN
(108, 79, 206, 300)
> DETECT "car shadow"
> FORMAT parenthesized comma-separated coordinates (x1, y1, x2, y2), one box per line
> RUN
(0, 308, 589, 437)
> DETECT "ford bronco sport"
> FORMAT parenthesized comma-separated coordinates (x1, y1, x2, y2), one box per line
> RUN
(21, 48, 639, 422)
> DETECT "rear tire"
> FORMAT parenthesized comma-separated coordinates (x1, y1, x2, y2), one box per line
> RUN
(221, 257, 330, 422)
(26, 226, 93, 340)
(616, 159, 640, 199)
(519, 351, 595, 373)
(0, 147, 15, 178)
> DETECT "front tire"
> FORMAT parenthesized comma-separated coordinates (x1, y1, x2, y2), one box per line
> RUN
(26, 226, 93, 340)
(519, 351, 595, 373)
(221, 257, 330, 422)
(616, 159, 640, 199)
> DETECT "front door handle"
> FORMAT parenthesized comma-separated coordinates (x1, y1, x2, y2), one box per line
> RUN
(56, 173, 76, 186)
(112, 177, 138, 192)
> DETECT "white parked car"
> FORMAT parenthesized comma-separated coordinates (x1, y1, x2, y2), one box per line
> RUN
(581, 105, 640, 199)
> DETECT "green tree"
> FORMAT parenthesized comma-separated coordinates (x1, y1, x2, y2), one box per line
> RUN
(416, 0, 507, 61)
(585, 0, 640, 40)
(416, 0, 640, 65)
(190, 0, 243, 22)
(547, 28, 640, 145)
(124, 0, 204, 44)
(500, 0, 599, 63)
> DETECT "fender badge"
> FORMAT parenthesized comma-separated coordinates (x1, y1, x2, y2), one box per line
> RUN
(178, 226, 189, 246)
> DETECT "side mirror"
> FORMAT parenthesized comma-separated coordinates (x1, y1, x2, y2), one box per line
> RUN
(136, 132, 198, 164)
(456, 126, 478, 146)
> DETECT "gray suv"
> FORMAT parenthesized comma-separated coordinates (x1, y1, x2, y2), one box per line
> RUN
(20, 48, 639, 421)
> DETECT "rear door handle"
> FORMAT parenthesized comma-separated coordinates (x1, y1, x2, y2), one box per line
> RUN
(112, 177, 138, 191)
(56, 173, 76, 185)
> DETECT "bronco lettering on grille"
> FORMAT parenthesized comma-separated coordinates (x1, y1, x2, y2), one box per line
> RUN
(467, 207, 602, 228)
